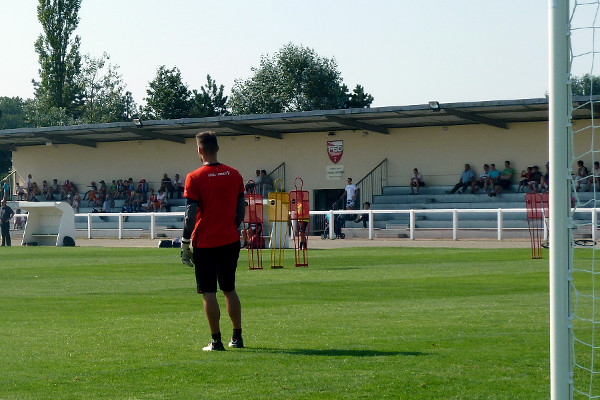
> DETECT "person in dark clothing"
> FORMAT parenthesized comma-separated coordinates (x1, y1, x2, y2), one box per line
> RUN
(1, 199, 15, 246)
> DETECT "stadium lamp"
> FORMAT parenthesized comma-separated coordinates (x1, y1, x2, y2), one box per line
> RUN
(133, 118, 143, 127)
(428, 101, 441, 111)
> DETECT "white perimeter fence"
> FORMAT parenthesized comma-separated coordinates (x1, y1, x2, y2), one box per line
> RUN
(16, 208, 593, 241)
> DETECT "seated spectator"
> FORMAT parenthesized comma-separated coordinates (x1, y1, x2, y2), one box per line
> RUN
(448, 164, 475, 194)
(594, 162, 600, 190)
(146, 189, 158, 211)
(110, 180, 118, 198)
(488, 163, 500, 191)
(517, 167, 533, 192)
(13, 208, 26, 230)
(409, 168, 425, 195)
(489, 160, 514, 197)
(472, 164, 491, 193)
(102, 194, 114, 213)
(132, 190, 146, 212)
(83, 182, 97, 200)
(122, 199, 133, 222)
(29, 182, 41, 201)
(98, 180, 108, 198)
(156, 189, 168, 212)
(528, 166, 542, 192)
(126, 179, 135, 198)
(61, 180, 74, 200)
(160, 173, 174, 199)
(48, 179, 60, 200)
(541, 163, 550, 192)
(138, 179, 148, 194)
(172, 174, 184, 199)
(72, 192, 81, 213)
(15, 183, 25, 201)
(576, 160, 592, 191)
(354, 202, 371, 228)
(115, 179, 126, 199)
(41, 180, 50, 200)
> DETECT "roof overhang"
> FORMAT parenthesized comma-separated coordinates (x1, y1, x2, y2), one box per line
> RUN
(0, 97, 597, 149)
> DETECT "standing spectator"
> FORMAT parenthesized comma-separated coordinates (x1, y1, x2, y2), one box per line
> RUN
(173, 174, 184, 199)
(336, 177, 360, 210)
(2, 179, 10, 200)
(489, 161, 515, 197)
(259, 170, 272, 196)
(25, 174, 32, 197)
(1, 198, 15, 246)
(576, 160, 592, 191)
(448, 164, 475, 194)
(594, 162, 600, 190)
(409, 168, 425, 195)
(181, 131, 246, 351)
(72, 192, 81, 213)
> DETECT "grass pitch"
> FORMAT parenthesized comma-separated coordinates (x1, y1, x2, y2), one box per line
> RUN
(0, 246, 552, 399)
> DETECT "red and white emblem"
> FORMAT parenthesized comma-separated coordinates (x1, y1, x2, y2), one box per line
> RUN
(327, 140, 343, 164)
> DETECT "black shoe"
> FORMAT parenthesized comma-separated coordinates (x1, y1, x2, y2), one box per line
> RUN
(228, 338, 244, 348)
(203, 340, 225, 351)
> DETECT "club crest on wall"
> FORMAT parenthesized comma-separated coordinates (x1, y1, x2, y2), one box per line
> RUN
(327, 140, 343, 164)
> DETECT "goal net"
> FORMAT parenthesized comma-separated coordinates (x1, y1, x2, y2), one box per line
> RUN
(552, 1, 600, 398)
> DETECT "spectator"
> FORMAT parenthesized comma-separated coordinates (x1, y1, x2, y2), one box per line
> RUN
(489, 160, 515, 197)
(156, 189, 168, 212)
(576, 160, 592, 192)
(72, 192, 81, 213)
(29, 182, 41, 201)
(528, 166, 542, 192)
(15, 183, 25, 201)
(253, 169, 262, 188)
(241, 222, 264, 249)
(98, 180, 108, 198)
(160, 173, 174, 198)
(138, 179, 148, 194)
(472, 164, 491, 193)
(132, 190, 146, 212)
(354, 202, 371, 228)
(2, 179, 9, 201)
(122, 199, 133, 222)
(13, 208, 26, 230)
(259, 170, 272, 196)
(1, 198, 15, 246)
(336, 177, 360, 210)
(146, 189, 158, 211)
(61, 180, 74, 200)
(594, 162, 600, 190)
(102, 194, 114, 213)
(541, 163, 550, 192)
(448, 164, 475, 194)
(41, 180, 49, 200)
(25, 174, 32, 197)
(517, 167, 533, 192)
(173, 174, 184, 199)
(48, 179, 60, 200)
(409, 168, 425, 195)
(489, 163, 501, 192)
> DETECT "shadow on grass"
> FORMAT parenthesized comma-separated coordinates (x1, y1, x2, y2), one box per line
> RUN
(247, 348, 426, 357)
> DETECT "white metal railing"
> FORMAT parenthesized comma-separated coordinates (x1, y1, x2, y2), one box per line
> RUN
(310, 208, 599, 241)
(11, 208, 595, 241)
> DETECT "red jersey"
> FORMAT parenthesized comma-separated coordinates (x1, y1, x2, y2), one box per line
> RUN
(184, 163, 244, 248)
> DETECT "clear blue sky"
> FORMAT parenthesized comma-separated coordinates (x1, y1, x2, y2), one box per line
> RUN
(0, 1, 556, 108)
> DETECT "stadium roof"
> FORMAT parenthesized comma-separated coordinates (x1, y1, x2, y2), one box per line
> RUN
(0, 96, 597, 150)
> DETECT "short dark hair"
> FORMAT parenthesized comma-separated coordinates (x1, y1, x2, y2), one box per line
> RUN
(261, 170, 267, 174)
(196, 131, 219, 154)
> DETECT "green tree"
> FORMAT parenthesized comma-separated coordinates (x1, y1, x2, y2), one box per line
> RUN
(144, 66, 192, 119)
(572, 74, 600, 96)
(346, 84, 374, 108)
(33, 0, 83, 116)
(0, 97, 28, 129)
(78, 53, 137, 123)
(229, 43, 374, 114)
(190, 75, 229, 117)
(23, 98, 75, 127)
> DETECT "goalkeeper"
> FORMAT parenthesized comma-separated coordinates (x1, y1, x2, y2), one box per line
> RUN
(181, 131, 246, 351)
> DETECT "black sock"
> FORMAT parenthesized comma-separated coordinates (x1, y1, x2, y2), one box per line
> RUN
(211, 332, 222, 343)
(233, 328, 242, 340)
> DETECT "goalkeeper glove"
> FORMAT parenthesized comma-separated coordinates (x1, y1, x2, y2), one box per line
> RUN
(181, 239, 194, 267)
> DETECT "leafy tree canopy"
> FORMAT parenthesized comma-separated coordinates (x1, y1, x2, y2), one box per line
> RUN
(191, 75, 229, 118)
(143, 66, 192, 120)
(572, 74, 600, 97)
(229, 43, 374, 115)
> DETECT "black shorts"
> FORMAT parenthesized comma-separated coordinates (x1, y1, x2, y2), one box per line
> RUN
(193, 241, 240, 294)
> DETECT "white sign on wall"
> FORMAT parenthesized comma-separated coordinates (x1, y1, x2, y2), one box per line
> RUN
(326, 165, 344, 180)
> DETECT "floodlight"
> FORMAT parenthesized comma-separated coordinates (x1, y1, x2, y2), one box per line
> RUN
(428, 101, 441, 111)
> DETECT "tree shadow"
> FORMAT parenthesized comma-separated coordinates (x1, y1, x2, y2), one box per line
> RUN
(246, 348, 426, 357)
